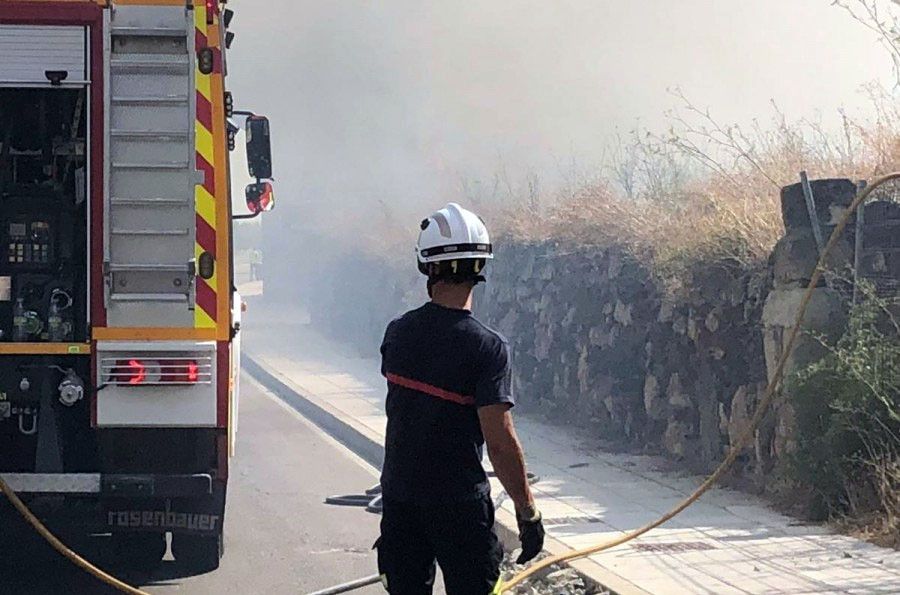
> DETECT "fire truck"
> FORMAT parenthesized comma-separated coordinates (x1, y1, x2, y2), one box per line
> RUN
(0, 0, 274, 570)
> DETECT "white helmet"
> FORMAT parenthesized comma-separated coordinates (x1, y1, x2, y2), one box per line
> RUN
(416, 203, 493, 279)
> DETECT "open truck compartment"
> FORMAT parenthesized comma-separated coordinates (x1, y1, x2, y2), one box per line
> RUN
(0, 88, 89, 345)
(0, 85, 95, 474)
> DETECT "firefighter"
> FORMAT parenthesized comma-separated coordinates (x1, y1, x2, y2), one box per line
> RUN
(376, 203, 545, 594)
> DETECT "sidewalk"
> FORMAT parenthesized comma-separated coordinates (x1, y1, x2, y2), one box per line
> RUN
(241, 304, 900, 594)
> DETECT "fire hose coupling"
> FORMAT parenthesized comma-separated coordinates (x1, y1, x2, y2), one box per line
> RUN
(58, 369, 85, 407)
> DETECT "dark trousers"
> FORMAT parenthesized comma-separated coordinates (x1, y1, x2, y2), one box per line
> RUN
(377, 494, 503, 595)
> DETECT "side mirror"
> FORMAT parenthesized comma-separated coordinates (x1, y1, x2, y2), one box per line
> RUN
(245, 181, 275, 214)
(245, 115, 272, 180)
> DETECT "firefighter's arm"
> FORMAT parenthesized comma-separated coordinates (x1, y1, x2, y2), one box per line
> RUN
(478, 404, 535, 515)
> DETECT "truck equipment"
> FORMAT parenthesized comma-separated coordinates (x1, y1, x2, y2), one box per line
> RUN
(0, 0, 275, 574)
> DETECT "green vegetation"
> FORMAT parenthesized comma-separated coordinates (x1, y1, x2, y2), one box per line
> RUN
(789, 285, 900, 544)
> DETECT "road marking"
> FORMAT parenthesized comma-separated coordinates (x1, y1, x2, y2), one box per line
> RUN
(243, 374, 380, 478)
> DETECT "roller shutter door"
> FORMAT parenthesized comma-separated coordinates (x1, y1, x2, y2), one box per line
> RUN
(0, 25, 87, 85)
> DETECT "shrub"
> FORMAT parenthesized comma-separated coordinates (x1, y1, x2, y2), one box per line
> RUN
(789, 284, 900, 536)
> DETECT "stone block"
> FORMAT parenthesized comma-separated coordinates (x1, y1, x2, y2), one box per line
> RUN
(771, 227, 853, 288)
(643, 374, 667, 420)
(728, 385, 754, 452)
(762, 287, 845, 383)
(672, 313, 688, 336)
(687, 316, 700, 342)
(762, 287, 845, 330)
(664, 418, 693, 458)
(613, 300, 633, 326)
(864, 199, 900, 221)
(658, 298, 675, 322)
(780, 178, 856, 231)
(667, 373, 692, 408)
(533, 323, 553, 361)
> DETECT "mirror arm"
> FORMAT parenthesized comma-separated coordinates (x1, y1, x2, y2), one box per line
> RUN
(232, 211, 261, 221)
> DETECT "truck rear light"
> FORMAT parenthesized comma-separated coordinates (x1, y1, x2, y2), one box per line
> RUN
(103, 356, 213, 386)
(127, 359, 146, 385)
(187, 361, 199, 382)
(162, 359, 201, 384)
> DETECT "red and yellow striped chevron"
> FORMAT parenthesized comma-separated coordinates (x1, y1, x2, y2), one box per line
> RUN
(194, 2, 219, 329)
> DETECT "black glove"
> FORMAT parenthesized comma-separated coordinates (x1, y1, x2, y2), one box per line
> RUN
(516, 507, 545, 565)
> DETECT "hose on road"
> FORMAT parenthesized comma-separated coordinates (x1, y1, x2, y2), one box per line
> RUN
(305, 574, 384, 595)
(0, 474, 151, 595)
(500, 172, 900, 592)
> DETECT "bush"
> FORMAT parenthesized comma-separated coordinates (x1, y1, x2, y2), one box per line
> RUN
(789, 284, 900, 537)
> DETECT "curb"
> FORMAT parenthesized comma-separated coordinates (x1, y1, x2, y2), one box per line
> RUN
(242, 355, 384, 470)
(243, 353, 639, 595)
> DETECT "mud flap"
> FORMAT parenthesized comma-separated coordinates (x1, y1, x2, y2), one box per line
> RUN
(103, 481, 226, 536)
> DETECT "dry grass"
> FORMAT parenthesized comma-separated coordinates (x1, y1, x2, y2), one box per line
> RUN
(496, 85, 900, 288)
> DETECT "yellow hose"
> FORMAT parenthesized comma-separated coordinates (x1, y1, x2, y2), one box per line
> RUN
(502, 172, 900, 592)
(0, 474, 150, 595)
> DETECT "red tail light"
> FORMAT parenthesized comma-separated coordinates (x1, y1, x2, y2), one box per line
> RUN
(186, 361, 199, 383)
(127, 359, 146, 385)
(110, 359, 201, 385)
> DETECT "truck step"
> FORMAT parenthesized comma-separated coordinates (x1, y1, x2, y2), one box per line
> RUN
(112, 95, 190, 106)
(111, 197, 190, 207)
(111, 228, 190, 236)
(111, 129, 190, 141)
(112, 161, 191, 170)
(107, 263, 193, 272)
(111, 26, 187, 38)
(109, 293, 189, 303)
(110, 55, 189, 73)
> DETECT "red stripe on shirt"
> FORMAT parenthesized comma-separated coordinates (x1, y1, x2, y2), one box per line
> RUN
(386, 373, 475, 407)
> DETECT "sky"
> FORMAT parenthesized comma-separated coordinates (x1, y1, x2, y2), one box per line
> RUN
(225, 0, 895, 223)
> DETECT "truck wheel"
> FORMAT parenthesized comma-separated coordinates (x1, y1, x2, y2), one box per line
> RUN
(171, 532, 223, 573)
(112, 533, 166, 569)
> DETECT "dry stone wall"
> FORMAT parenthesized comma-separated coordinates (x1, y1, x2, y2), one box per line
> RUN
(477, 242, 771, 474)
(293, 178, 894, 480)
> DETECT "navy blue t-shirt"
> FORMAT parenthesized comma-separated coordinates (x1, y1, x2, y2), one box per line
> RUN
(379, 302, 513, 503)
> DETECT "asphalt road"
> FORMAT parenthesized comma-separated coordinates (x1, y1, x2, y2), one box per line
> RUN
(0, 375, 384, 595)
